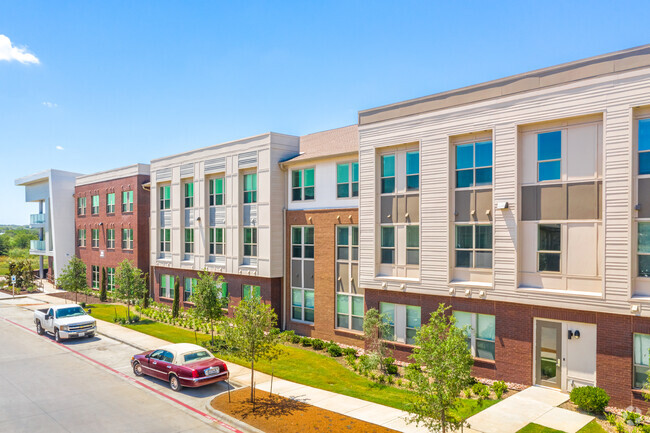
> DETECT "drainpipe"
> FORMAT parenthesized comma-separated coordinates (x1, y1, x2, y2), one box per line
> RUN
(282, 206, 287, 331)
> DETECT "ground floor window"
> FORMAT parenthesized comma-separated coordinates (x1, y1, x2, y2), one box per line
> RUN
(452, 311, 496, 360)
(292, 288, 314, 322)
(91, 265, 99, 289)
(634, 333, 650, 389)
(336, 294, 364, 331)
(160, 274, 174, 298)
(380, 302, 421, 345)
(242, 284, 261, 300)
(184, 277, 197, 302)
(107, 267, 115, 291)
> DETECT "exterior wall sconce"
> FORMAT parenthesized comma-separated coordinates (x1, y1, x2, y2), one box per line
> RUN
(465, 289, 471, 297)
(449, 287, 455, 295)
(635, 204, 642, 211)
(632, 304, 641, 314)
(479, 290, 486, 298)
(308, 216, 313, 224)
(381, 282, 387, 289)
(196, 216, 201, 222)
(568, 330, 581, 340)
(400, 283, 406, 291)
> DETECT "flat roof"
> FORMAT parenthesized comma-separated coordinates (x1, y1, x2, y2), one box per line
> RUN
(359, 44, 650, 125)
(75, 163, 150, 186)
(15, 169, 83, 186)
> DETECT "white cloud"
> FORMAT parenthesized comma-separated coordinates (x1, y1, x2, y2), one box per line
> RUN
(0, 34, 39, 64)
(55, 146, 64, 151)
(42, 102, 57, 108)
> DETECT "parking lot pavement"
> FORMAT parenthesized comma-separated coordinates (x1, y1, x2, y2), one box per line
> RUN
(0, 301, 241, 433)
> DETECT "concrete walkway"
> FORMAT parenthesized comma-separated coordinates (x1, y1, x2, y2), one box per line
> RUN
(466, 387, 594, 433)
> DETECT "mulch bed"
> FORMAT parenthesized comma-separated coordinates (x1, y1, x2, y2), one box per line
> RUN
(49, 291, 105, 305)
(211, 388, 399, 433)
(0, 287, 39, 296)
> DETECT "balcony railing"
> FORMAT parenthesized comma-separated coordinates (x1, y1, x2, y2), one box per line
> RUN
(30, 240, 46, 251)
(30, 213, 46, 225)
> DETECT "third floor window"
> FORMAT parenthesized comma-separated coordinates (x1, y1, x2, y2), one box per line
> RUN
(209, 178, 224, 206)
(122, 190, 134, 212)
(91, 195, 99, 215)
(337, 162, 359, 198)
(292, 168, 315, 201)
(160, 185, 170, 210)
(243, 173, 257, 204)
(456, 141, 492, 188)
(106, 193, 115, 213)
(184, 182, 194, 208)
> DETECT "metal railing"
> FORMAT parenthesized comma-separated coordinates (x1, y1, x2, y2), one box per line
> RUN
(30, 240, 46, 251)
(30, 213, 46, 225)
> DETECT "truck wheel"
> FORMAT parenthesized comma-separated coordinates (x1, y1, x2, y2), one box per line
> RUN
(169, 375, 182, 392)
(36, 321, 44, 335)
(54, 329, 61, 343)
(133, 362, 143, 377)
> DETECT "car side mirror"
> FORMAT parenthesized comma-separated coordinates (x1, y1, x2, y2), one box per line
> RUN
(45, 314, 51, 320)
(87, 308, 92, 314)
(145, 354, 151, 359)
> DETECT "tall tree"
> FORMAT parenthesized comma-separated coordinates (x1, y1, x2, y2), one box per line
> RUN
(222, 295, 280, 403)
(172, 277, 180, 318)
(191, 271, 228, 344)
(114, 259, 147, 322)
(0, 234, 9, 256)
(405, 304, 474, 433)
(100, 267, 107, 302)
(56, 256, 87, 303)
(363, 308, 393, 373)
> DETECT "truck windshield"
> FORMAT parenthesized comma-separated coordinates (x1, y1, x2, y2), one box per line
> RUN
(56, 307, 87, 318)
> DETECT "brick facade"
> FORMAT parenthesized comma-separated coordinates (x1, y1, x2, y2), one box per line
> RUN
(75, 174, 150, 289)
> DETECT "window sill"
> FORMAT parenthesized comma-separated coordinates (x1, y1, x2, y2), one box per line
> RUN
(375, 276, 420, 283)
(290, 319, 314, 326)
(449, 280, 493, 289)
(517, 286, 602, 298)
(334, 327, 364, 336)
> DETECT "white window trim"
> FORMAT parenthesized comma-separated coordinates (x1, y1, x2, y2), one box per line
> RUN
(336, 161, 359, 199)
(453, 311, 496, 361)
(291, 167, 316, 202)
(291, 226, 314, 323)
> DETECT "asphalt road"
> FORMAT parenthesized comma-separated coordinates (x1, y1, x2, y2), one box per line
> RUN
(0, 300, 231, 433)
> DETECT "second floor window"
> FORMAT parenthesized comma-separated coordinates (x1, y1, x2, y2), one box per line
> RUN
(91, 229, 99, 248)
(209, 227, 224, 255)
(77, 229, 86, 247)
(337, 162, 359, 198)
(243, 227, 257, 257)
(91, 195, 99, 214)
(380, 226, 395, 264)
(456, 141, 492, 188)
(106, 229, 115, 249)
(106, 193, 115, 213)
(538, 224, 561, 272)
(77, 197, 86, 215)
(292, 168, 315, 201)
(184, 182, 194, 208)
(209, 178, 224, 206)
(184, 228, 194, 254)
(160, 229, 171, 253)
(640, 223, 650, 277)
(243, 173, 257, 204)
(122, 190, 133, 212)
(537, 131, 561, 182)
(122, 229, 133, 250)
(455, 224, 493, 269)
(160, 185, 170, 210)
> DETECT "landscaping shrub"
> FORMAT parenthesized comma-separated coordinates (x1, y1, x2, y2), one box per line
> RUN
(300, 337, 312, 347)
(623, 410, 641, 425)
(311, 339, 325, 350)
(605, 413, 616, 425)
(378, 375, 386, 384)
(569, 386, 609, 414)
(280, 330, 295, 342)
(269, 327, 281, 337)
(405, 362, 421, 375)
(472, 382, 490, 402)
(290, 334, 301, 344)
(342, 347, 357, 357)
(327, 344, 343, 357)
(359, 353, 379, 372)
(345, 353, 356, 366)
(491, 380, 508, 399)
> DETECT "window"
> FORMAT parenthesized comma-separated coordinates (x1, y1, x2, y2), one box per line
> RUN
(160, 274, 174, 298)
(242, 284, 261, 299)
(91, 229, 99, 248)
(122, 190, 133, 212)
(406, 151, 419, 191)
(77, 197, 86, 215)
(209, 178, 224, 206)
(122, 229, 133, 250)
(243, 227, 257, 257)
(537, 131, 561, 182)
(381, 154, 395, 194)
(634, 333, 650, 389)
(107, 267, 115, 291)
(380, 303, 421, 345)
(243, 173, 257, 204)
(106, 193, 115, 213)
(337, 162, 359, 198)
(184, 182, 194, 208)
(455, 225, 493, 269)
(291, 226, 314, 323)
(160, 185, 170, 210)
(184, 277, 197, 302)
(380, 226, 395, 264)
(336, 295, 363, 331)
(292, 168, 315, 201)
(336, 225, 362, 330)
(336, 225, 358, 261)
(160, 229, 171, 253)
(406, 225, 419, 265)
(77, 229, 86, 247)
(184, 228, 194, 254)
(456, 141, 492, 188)
(91, 195, 100, 215)
(538, 224, 561, 272)
(640, 223, 650, 277)
(91, 265, 99, 289)
(209, 228, 224, 255)
(453, 311, 495, 360)
(106, 229, 115, 249)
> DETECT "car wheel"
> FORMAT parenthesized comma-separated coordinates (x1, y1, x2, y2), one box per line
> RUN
(169, 375, 182, 392)
(133, 362, 143, 377)
(54, 329, 61, 343)
(87, 333, 95, 338)
(36, 321, 43, 335)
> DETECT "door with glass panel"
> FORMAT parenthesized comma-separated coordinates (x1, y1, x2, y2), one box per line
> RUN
(535, 320, 562, 388)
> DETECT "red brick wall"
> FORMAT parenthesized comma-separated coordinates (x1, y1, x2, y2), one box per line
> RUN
(75, 174, 150, 289)
(284, 208, 363, 348)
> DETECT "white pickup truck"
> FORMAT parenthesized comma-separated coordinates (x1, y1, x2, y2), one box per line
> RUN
(34, 305, 97, 342)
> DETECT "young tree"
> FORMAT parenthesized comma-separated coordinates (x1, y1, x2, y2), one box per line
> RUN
(142, 276, 150, 308)
(172, 277, 180, 318)
(191, 271, 228, 344)
(114, 259, 147, 322)
(99, 267, 107, 302)
(56, 256, 87, 303)
(363, 308, 393, 373)
(405, 304, 474, 433)
(222, 295, 280, 403)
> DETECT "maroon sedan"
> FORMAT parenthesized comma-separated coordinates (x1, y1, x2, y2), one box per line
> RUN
(131, 343, 229, 391)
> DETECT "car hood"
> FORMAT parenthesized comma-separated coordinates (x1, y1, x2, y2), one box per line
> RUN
(56, 316, 95, 326)
(183, 358, 225, 371)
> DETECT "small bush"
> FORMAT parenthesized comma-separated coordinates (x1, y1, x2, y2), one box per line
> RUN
(368, 372, 377, 381)
(345, 353, 356, 366)
(405, 362, 421, 375)
(387, 375, 395, 385)
(269, 327, 281, 337)
(378, 375, 386, 384)
(311, 339, 325, 350)
(623, 410, 641, 425)
(605, 412, 617, 426)
(472, 382, 490, 402)
(327, 344, 343, 357)
(614, 421, 626, 433)
(300, 337, 312, 347)
(386, 363, 398, 375)
(280, 330, 295, 341)
(491, 380, 508, 399)
(463, 388, 472, 398)
(358, 354, 379, 372)
(290, 334, 301, 344)
(569, 386, 610, 414)
(342, 347, 357, 357)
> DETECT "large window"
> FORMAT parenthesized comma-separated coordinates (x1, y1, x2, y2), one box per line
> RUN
(106, 229, 115, 249)
(107, 267, 115, 291)
(184, 229, 194, 254)
(380, 226, 395, 264)
(184, 182, 194, 208)
(159, 185, 170, 210)
(91, 265, 99, 289)
(634, 333, 650, 389)
(640, 119, 650, 175)
(336, 225, 362, 331)
(381, 154, 395, 194)
(209, 178, 224, 206)
(209, 228, 224, 255)
(292, 168, 315, 201)
(91, 195, 100, 215)
(77, 229, 86, 247)
(160, 274, 174, 298)
(337, 162, 359, 198)
(291, 226, 314, 323)
(406, 151, 420, 191)
(639, 119, 650, 277)
(538, 224, 561, 272)
(160, 229, 171, 253)
(380, 303, 421, 345)
(106, 193, 115, 214)
(453, 311, 496, 360)
(406, 225, 420, 265)
(184, 277, 197, 302)
(122, 228, 133, 250)
(537, 131, 561, 182)
(122, 190, 133, 212)
(91, 229, 99, 248)
(640, 223, 650, 277)
(455, 225, 492, 269)
(243, 173, 257, 204)
(243, 227, 257, 257)
(243, 284, 261, 299)
(456, 141, 492, 188)
(77, 197, 86, 216)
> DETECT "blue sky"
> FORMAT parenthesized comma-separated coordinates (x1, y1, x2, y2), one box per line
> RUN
(1, 1, 648, 224)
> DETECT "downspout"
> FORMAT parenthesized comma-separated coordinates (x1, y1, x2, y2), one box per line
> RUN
(282, 206, 286, 331)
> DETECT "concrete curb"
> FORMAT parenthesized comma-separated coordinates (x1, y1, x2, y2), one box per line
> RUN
(204, 399, 265, 433)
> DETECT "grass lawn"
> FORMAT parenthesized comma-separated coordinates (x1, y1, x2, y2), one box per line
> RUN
(89, 303, 500, 417)
(517, 420, 607, 433)
(576, 420, 608, 433)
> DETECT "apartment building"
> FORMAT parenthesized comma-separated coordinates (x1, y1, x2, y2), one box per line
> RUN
(15, 169, 82, 283)
(353, 45, 650, 408)
(148, 133, 299, 315)
(74, 164, 150, 292)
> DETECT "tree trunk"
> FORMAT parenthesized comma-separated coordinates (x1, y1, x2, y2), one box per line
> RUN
(75, 290, 78, 303)
(250, 359, 255, 403)
(441, 410, 446, 433)
(127, 303, 130, 322)
(211, 321, 214, 345)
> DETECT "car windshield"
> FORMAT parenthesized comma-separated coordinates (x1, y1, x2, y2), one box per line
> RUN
(182, 351, 213, 364)
(56, 307, 86, 318)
